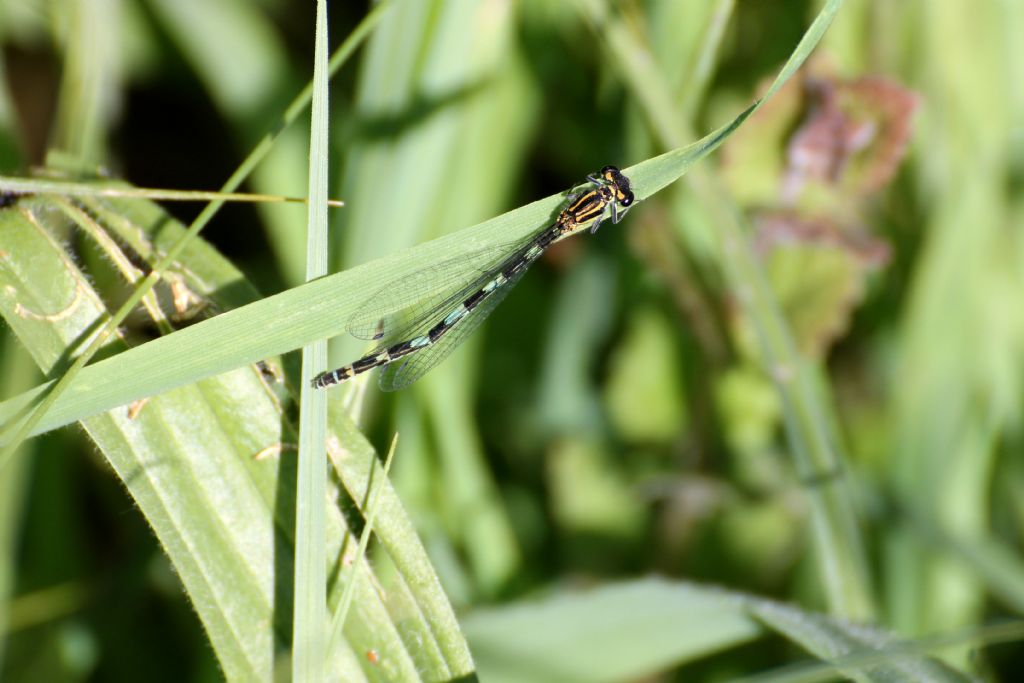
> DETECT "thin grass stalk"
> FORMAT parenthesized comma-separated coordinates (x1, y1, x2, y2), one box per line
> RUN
(329, 434, 399, 651)
(51, 0, 116, 162)
(293, 1, 331, 679)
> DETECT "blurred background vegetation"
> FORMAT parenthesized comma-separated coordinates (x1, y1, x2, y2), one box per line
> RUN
(1, 0, 1023, 681)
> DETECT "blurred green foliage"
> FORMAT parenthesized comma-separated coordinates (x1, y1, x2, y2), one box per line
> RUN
(1, 0, 1023, 681)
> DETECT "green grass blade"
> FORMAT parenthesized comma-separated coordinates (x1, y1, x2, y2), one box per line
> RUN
(146, 0, 286, 116)
(676, 0, 736, 118)
(325, 406, 476, 678)
(0, 336, 35, 670)
(51, 0, 118, 162)
(738, 594, 974, 683)
(882, 0, 1023, 643)
(329, 434, 397, 650)
(736, 621, 1024, 683)
(0, 43, 24, 168)
(0, 175, 342, 206)
(292, 2, 331, 680)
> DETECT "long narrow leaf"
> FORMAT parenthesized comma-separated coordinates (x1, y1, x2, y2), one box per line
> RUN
(462, 578, 970, 683)
(292, 1, 331, 680)
(0, 188, 471, 680)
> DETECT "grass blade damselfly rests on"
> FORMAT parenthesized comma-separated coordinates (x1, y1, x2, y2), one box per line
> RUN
(313, 165, 635, 391)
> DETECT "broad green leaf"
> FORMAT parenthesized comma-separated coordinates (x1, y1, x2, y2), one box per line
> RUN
(462, 578, 762, 683)
(462, 578, 972, 683)
(0, 194, 473, 681)
(740, 594, 971, 683)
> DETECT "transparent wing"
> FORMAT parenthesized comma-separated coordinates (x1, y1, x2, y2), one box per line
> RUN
(346, 241, 528, 342)
(377, 260, 534, 392)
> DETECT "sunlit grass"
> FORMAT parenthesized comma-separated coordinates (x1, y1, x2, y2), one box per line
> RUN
(1, 0, 1022, 681)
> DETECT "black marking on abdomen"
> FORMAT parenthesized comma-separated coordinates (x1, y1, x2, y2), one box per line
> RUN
(353, 355, 384, 373)
(312, 365, 353, 388)
(386, 340, 418, 359)
(536, 229, 557, 248)
(463, 288, 487, 310)
(428, 319, 450, 342)
(503, 256, 531, 279)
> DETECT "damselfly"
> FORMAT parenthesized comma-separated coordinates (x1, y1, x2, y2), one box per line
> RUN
(312, 165, 635, 391)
